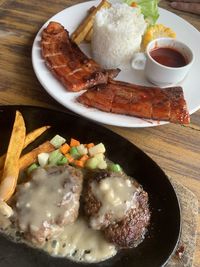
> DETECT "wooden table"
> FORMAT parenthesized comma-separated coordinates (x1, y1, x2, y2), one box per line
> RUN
(0, 0, 200, 265)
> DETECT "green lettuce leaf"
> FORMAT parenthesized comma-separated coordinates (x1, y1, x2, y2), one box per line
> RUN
(123, 0, 159, 25)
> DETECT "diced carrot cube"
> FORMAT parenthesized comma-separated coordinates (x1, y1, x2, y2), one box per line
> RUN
(60, 143, 70, 154)
(80, 154, 89, 162)
(65, 153, 74, 163)
(131, 2, 137, 7)
(70, 138, 80, 147)
(74, 160, 84, 168)
(86, 143, 94, 149)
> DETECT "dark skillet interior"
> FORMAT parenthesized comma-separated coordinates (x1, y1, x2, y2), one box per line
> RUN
(0, 106, 180, 267)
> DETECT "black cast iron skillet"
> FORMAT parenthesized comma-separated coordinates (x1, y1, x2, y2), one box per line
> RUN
(0, 105, 181, 267)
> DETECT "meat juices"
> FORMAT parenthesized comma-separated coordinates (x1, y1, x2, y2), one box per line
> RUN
(41, 22, 120, 92)
(83, 171, 150, 248)
(12, 165, 83, 245)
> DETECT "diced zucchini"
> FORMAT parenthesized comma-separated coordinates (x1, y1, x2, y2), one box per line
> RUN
(108, 163, 122, 172)
(76, 144, 88, 156)
(50, 135, 66, 148)
(85, 157, 99, 169)
(69, 147, 80, 159)
(88, 143, 106, 156)
(27, 163, 39, 175)
(38, 152, 49, 167)
(57, 156, 68, 165)
(85, 153, 107, 170)
(48, 149, 63, 165)
(94, 153, 105, 161)
(97, 160, 107, 169)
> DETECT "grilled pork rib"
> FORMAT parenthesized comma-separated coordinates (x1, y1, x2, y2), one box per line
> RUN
(78, 79, 190, 124)
(41, 21, 120, 92)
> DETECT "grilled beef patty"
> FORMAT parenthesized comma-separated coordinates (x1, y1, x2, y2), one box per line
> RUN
(82, 170, 150, 248)
(12, 165, 83, 245)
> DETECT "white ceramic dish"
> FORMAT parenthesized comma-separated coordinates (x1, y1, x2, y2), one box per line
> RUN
(32, 0, 200, 128)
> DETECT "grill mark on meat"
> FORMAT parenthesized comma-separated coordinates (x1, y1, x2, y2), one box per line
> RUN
(41, 22, 120, 92)
(78, 84, 115, 112)
(78, 79, 190, 124)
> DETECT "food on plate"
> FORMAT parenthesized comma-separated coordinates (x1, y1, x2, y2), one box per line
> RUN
(0, 125, 50, 170)
(43, 216, 117, 262)
(150, 46, 187, 68)
(0, 141, 54, 180)
(12, 164, 83, 245)
(41, 21, 120, 92)
(70, 0, 175, 69)
(123, 0, 159, 26)
(85, 27, 93, 42)
(0, 112, 150, 263)
(40, 16, 188, 125)
(142, 24, 176, 49)
(19, 141, 55, 171)
(91, 3, 147, 68)
(0, 111, 26, 201)
(83, 170, 150, 248)
(71, 0, 111, 44)
(74, 0, 160, 44)
(78, 79, 190, 124)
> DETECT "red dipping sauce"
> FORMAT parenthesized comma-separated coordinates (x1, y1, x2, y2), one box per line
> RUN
(150, 47, 187, 68)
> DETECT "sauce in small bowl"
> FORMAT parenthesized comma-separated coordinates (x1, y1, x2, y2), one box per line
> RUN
(150, 47, 187, 68)
(144, 37, 194, 86)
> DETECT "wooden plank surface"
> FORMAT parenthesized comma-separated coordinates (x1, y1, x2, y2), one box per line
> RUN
(0, 0, 200, 266)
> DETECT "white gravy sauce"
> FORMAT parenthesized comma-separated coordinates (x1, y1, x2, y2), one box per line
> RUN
(14, 167, 80, 233)
(43, 217, 117, 262)
(0, 216, 117, 263)
(91, 176, 137, 229)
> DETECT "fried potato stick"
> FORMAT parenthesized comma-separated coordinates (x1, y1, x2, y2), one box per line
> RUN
(19, 141, 55, 171)
(85, 28, 93, 42)
(84, 1, 111, 42)
(0, 111, 26, 201)
(0, 125, 51, 169)
(0, 141, 55, 182)
(71, 0, 111, 44)
(24, 125, 51, 148)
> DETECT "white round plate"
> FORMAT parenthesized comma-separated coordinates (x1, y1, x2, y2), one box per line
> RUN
(32, 0, 200, 128)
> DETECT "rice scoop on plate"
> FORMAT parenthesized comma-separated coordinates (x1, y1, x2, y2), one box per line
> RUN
(91, 3, 147, 69)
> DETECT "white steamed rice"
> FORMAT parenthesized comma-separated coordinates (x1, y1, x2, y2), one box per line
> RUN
(91, 3, 147, 69)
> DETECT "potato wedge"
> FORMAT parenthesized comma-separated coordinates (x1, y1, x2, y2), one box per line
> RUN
(0, 156, 5, 170)
(85, 28, 93, 42)
(84, 0, 111, 43)
(0, 111, 26, 201)
(0, 125, 51, 170)
(71, 0, 111, 44)
(24, 125, 51, 148)
(19, 141, 55, 171)
(0, 140, 54, 182)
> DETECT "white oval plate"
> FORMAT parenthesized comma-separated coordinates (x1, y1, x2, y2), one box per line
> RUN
(32, 0, 200, 128)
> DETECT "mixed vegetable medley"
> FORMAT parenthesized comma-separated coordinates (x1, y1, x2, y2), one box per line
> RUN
(27, 135, 122, 175)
